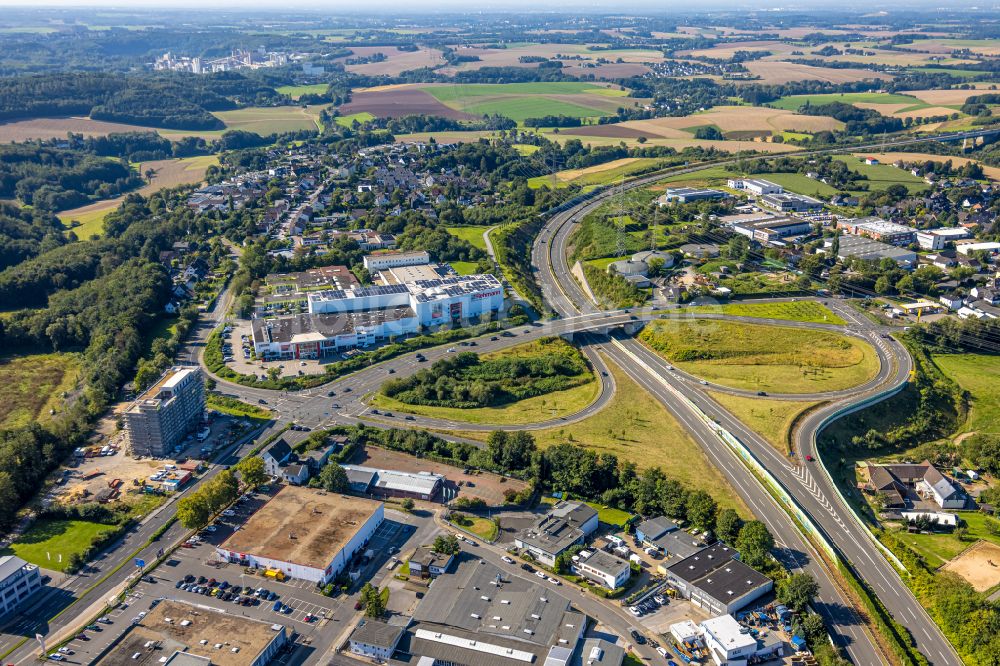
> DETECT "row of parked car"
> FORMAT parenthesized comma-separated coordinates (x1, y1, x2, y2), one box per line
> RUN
(174, 575, 280, 606)
(629, 594, 669, 617)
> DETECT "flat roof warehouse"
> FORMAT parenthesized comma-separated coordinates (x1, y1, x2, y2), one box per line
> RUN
(218, 486, 382, 570)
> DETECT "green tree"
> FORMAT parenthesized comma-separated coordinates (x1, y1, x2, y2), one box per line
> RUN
(360, 582, 385, 618)
(177, 494, 212, 529)
(433, 534, 461, 555)
(235, 456, 266, 488)
(319, 464, 349, 493)
(736, 520, 775, 568)
(400, 498, 415, 512)
(686, 490, 718, 531)
(716, 508, 743, 544)
(776, 573, 819, 612)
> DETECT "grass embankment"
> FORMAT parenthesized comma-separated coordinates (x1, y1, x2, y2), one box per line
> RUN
(445, 225, 490, 252)
(933, 353, 1000, 436)
(708, 392, 821, 455)
(455, 356, 749, 514)
(370, 338, 599, 425)
(0, 353, 81, 429)
(206, 393, 274, 422)
(676, 300, 846, 325)
(639, 319, 879, 394)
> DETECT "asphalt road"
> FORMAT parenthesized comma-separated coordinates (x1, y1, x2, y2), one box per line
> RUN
(535, 164, 961, 666)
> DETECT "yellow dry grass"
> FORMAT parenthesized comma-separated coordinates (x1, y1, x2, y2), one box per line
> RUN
(854, 103, 961, 119)
(745, 61, 893, 85)
(621, 106, 843, 136)
(902, 88, 990, 106)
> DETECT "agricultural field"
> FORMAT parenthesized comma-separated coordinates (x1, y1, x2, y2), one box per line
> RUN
(770, 91, 928, 111)
(425, 82, 628, 123)
(444, 225, 490, 251)
(434, 42, 665, 77)
(0, 353, 81, 429)
(743, 61, 893, 85)
(708, 392, 820, 455)
(527, 157, 666, 189)
(618, 105, 843, 138)
(639, 319, 879, 394)
(212, 104, 327, 134)
(832, 155, 929, 193)
(933, 353, 1000, 437)
(334, 111, 375, 128)
(336, 46, 445, 76)
(59, 155, 219, 238)
(896, 38, 1000, 57)
(2, 518, 118, 572)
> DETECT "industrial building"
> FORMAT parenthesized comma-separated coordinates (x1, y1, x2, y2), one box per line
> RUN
(916, 227, 971, 250)
(726, 179, 783, 196)
(833, 236, 917, 267)
(363, 250, 431, 271)
(759, 192, 823, 213)
(409, 545, 456, 577)
(215, 486, 384, 584)
(658, 188, 726, 204)
(341, 464, 444, 501)
(665, 543, 773, 616)
(0, 556, 41, 618)
(514, 501, 598, 566)
(635, 516, 706, 560)
(93, 599, 288, 666)
(348, 619, 407, 660)
(729, 216, 812, 244)
(251, 308, 417, 360)
(395, 556, 594, 666)
(837, 218, 917, 246)
(123, 366, 205, 458)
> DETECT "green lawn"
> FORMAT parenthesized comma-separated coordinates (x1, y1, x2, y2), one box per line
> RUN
(762, 172, 841, 198)
(659, 165, 738, 185)
(677, 301, 846, 324)
(206, 393, 274, 422)
(0, 353, 81, 429)
(933, 353, 1000, 436)
(213, 105, 328, 135)
(60, 205, 113, 239)
(449, 514, 498, 541)
(445, 225, 490, 251)
(585, 502, 635, 528)
(639, 319, 879, 394)
(893, 513, 1000, 569)
(426, 82, 610, 101)
(910, 67, 984, 79)
(2, 519, 118, 572)
(465, 98, 610, 123)
(424, 82, 617, 123)
(770, 92, 928, 111)
(145, 317, 179, 346)
(450, 261, 480, 275)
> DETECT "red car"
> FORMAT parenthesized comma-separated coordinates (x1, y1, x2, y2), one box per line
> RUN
(805, 455, 815, 462)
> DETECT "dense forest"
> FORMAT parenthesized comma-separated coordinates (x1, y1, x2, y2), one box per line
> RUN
(0, 70, 287, 128)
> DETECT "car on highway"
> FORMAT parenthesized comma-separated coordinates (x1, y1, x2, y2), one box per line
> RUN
(490, 336, 499, 341)
(805, 455, 815, 462)
(404, 415, 415, 421)
(447, 347, 456, 353)
(756, 391, 767, 396)
(327, 390, 336, 397)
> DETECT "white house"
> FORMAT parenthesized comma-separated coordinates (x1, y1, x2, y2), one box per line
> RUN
(571, 549, 630, 590)
(916, 466, 966, 509)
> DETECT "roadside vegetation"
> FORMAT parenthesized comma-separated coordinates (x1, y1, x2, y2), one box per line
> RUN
(708, 392, 821, 455)
(676, 301, 846, 325)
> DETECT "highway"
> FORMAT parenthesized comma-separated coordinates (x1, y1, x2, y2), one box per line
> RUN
(534, 163, 962, 666)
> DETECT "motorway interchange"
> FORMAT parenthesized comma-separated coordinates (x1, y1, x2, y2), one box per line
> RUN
(4, 142, 980, 666)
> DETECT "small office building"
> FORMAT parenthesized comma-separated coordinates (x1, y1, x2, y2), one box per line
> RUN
(515, 501, 598, 566)
(666, 544, 773, 616)
(0, 556, 41, 618)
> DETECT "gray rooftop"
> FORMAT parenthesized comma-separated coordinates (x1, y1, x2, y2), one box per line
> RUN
(350, 619, 407, 650)
(666, 542, 738, 583)
(577, 550, 628, 577)
(0, 556, 30, 582)
(572, 639, 624, 666)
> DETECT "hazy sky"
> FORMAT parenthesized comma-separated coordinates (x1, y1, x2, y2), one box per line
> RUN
(0, 0, 973, 8)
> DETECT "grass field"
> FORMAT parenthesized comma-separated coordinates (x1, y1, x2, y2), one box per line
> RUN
(894, 513, 1000, 569)
(2, 519, 118, 572)
(450, 261, 479, 275)
(762, 172, 841, 197)
(369, 339, 599, 425)
(585, 502, 635, 527)
(639, 319, 879, 394)
(445, 225, 490, 251)
(832, 155, 928, 193)
(334, 112, 375, 128)
(709, 392, 820, 454)
(771, 92, 928, 112)
(449, 514, 498, 541)
(934, 353, 1000, 436)
(212, 105, 327, 134)
(676, 301, 846, 324)
(0, 353, 81, 429)
(206, 393, 274, 422)
(529, 357, 749, 514)
(276, 84, 328, 99)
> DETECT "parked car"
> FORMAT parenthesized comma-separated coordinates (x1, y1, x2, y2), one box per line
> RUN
(535, 571, 547, 579)
(501, 556, 514, 564)
(630, 630, 645, 645)
(521, 563, 534, 572)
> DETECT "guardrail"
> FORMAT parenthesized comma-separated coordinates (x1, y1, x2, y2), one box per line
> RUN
(808, 378, 911, 573)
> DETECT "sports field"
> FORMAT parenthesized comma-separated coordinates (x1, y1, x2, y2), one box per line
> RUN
(0, 353, 81, 429)
(639, 319, 879, 394)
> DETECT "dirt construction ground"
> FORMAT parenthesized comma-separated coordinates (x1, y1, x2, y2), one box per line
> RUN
(942, 540, 1000, 592)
